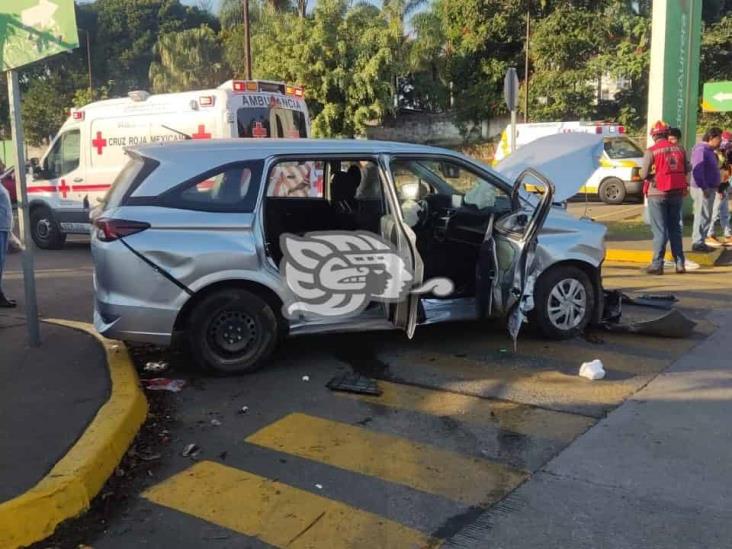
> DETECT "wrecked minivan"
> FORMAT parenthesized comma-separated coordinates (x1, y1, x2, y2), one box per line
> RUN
(92, 134, 607, 373)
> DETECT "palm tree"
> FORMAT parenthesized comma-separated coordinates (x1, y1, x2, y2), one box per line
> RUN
(149, 25, 229, 93)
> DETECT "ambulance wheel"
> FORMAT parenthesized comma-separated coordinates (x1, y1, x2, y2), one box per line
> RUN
(599, 178, 626, 204)
(187, 288, 278, 375)
(533, 266, 594, 340)
(30, 207, 66, 249)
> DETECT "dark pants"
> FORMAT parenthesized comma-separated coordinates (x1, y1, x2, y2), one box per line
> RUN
(648, 194, 684, 267)
(0, 231, 7, 294)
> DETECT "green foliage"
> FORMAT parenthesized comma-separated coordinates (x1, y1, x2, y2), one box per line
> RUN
(150, 25, 229, 93)
(20, 74, 76, 145)
(700, 15, 732, 129)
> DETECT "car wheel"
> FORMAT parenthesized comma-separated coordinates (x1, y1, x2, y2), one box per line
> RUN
(598, 177, 626, 204)
(30, 207, 67, 249)
(187, 288, 279, 374)
(533, 266, 594, 340)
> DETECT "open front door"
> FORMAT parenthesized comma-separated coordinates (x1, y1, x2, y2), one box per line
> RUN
(496, 168, 555, 346)
(378, 155, 424, 338)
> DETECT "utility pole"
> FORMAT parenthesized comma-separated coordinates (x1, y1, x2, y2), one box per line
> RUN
(242, 0, 252, 80)
(523, 1, 530, 123)
(79, 29, 93, 99)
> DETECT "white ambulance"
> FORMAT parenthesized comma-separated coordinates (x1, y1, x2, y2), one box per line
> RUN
(494, 121, 644, 204)
(27, 80, 310, 248)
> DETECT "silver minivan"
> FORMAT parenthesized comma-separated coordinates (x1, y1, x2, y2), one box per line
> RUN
(92, 137, 606, 374)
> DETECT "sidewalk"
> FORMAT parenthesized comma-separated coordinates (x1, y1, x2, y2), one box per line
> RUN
(445, 309, 732, 548)
(0, 314, 147, 548)
(0, 315, 109, 503)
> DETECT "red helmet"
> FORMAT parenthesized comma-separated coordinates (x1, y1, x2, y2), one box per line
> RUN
(650, 120, 670, 137)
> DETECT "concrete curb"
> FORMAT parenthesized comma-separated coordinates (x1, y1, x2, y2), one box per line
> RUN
(0, 320, 148, 549)
(606, 247, 724, 266)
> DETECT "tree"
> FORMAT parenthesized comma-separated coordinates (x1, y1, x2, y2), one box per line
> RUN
(91, 0, 217, 93)
(149, 25, 229, 93)
(700, 15, 732, 128)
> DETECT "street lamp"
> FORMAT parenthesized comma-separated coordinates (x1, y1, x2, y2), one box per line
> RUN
(78, 28, 93, 100)
(242, 0, 252, 80)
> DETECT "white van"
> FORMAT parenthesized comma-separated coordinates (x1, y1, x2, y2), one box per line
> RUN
(494, 121, 644, 204)
(27, 80, 311, 248)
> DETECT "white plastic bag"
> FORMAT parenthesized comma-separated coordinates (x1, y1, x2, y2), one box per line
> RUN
(579, 359, 606, 381)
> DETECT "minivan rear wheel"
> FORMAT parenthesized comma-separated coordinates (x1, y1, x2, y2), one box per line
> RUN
(30, 206, 66, 249)
(187, 289, 278, 374)
(533, 266, 594, 340)
(598, 177, 626, 204)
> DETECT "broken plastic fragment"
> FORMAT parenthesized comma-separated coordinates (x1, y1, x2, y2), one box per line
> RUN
(142, 378, 186, 392)
(210, 418, 222, 426)
(238, 406, 249, 415)
(182, 443, 199, 457)
(302, 375, 310, 382)
(144, 361, 169, 373)
(315, 484, 323, 490)
(579, 359, 605, 380)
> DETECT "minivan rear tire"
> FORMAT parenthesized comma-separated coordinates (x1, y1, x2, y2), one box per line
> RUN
(187, 288, 279, 374)
(598, 177, 626, 204)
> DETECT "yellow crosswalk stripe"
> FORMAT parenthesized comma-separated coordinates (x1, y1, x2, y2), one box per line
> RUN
(143, 461, 436, 549)
(337, 380, 594, 443)
(246, 413, 527, 506)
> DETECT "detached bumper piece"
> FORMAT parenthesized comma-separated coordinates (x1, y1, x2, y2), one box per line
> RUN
(601, 290, 696, 338)
(327, 373, 382, 396)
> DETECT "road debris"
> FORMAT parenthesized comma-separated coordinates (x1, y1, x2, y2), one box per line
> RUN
(315, 484, 323, 490)
(326, 373, 382, 396)
(144, 361, 169, 373)
(238, 405, 249, 415)
(601, 290, 696, 338)
(182, 443, 200, 458)
(142, 378, 186, 392)
(579, 359, 606, 380)
(210, 418, 222, 426)
(302, 375, 310, 382)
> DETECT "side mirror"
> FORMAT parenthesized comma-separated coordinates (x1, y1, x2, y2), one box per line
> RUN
(440, 163, 461, 179)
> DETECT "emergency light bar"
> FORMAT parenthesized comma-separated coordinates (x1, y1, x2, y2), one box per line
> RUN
(199, 96, 215, 106)
(231, 80, 304, 98)
(71, 110, 84, 121)
(128, 90, 150, 102)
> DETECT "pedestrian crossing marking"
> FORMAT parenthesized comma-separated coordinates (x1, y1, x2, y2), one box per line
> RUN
(337, 380, 594, 443)
(143, 461, 436, 549)
(245, 412, 527, 506)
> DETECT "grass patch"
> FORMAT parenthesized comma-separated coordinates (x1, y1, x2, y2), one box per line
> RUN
(604, 219, 693, 241)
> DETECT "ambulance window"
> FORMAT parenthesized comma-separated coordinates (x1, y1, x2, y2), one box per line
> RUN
(237, 107, 308, 138)
(604, 137, 643, 159)
(164, 161, 263, 212)
(45, 130, 80, 178)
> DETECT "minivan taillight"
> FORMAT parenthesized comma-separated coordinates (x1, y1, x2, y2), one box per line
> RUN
(94, 218, 150, 242)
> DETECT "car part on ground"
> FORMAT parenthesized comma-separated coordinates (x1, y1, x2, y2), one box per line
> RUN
(601, 290, 696, 338)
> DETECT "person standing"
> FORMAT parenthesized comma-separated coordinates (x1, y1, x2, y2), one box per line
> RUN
(707, 130, 732, 245)
(690, 127, 723, 252)
(640, 121, 689, 274)
(0, 175, 16, 308)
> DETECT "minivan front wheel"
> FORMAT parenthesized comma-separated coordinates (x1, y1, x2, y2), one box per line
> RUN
(188, 289, 278, 374)
(533, 266, 594, 339)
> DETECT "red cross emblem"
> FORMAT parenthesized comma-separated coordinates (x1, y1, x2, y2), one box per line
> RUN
(191, 124, 212, 139)
(57, 179, 71, 199)
(92, 131, 107, 155)
(252, 122, 268, 139)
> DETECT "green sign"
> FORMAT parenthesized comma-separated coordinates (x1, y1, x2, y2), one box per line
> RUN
(703, 81, 732, 112)
(1, 0, 78, 72)
(646, 0, 702, 152)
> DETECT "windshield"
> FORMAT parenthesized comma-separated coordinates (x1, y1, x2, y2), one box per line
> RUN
(604, 137, 643, 159)
(237, 107, 308, 139)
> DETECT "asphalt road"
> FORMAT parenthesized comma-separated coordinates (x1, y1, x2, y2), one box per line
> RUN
(6, 238, 731, 547)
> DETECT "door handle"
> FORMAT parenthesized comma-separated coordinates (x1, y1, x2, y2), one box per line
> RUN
(73, 177, 83, 182)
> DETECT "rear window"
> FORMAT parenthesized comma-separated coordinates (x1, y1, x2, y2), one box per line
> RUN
(237, 107, 308, 139)
(104, 156, 151, 209)
(604, 137, 643, 159)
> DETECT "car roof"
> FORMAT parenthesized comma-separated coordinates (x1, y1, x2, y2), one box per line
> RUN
(131, 138, 454, 163)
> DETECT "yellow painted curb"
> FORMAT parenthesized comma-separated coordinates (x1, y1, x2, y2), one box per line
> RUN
(0, 320, 148, 549)
(606, 247, 723, 267)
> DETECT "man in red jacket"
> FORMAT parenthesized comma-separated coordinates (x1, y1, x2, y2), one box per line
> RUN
(640, 121, 689, 275)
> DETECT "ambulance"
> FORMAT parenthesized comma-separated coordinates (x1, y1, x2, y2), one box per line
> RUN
(26, 79, 310, 248)
(493, 121, 644, 204)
